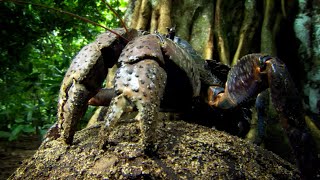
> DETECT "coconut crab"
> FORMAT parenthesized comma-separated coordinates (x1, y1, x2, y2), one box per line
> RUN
(43, 27, 315, 177)
(47, 27, 223, 145)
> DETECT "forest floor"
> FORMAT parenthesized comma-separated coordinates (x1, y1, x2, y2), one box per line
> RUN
(0, 135, 41, 180)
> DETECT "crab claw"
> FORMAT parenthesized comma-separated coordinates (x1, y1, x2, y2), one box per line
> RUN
(208, 54, 265, 109)
(208, 54, 301, 112)
(209, 54, 317, 178)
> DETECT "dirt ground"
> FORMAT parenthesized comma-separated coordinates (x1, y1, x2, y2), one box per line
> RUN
(0, 135, 41, 180)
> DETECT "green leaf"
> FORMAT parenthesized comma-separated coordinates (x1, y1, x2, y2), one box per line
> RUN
(15, 118, 25, 123)
(27, 110, 33, 122)
(9, 125, 24, 141)
(22, 125, 36, 133)
(0, 131, 11, 139)
(0, 0, 129, 140)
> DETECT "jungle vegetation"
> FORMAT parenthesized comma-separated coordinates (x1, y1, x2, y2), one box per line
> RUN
(0, 0, 128, 140)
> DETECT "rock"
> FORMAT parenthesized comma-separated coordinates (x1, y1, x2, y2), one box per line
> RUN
(9, 117, 300, 179)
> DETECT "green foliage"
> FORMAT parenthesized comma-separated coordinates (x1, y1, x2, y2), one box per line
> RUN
(0, 0, 128, 141)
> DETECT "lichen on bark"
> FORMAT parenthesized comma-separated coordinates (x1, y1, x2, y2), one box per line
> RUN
(294, 0, 320, 115)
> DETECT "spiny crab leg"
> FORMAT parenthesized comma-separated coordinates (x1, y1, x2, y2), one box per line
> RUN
(208, 54, 315, 176)
(44, 28, 133, 144)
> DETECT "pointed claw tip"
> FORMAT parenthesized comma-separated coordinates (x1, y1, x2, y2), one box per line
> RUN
(209, 86, 225, 97)
(258, 55, 273, 70)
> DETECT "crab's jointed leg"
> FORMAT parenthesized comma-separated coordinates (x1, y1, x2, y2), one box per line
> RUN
(98, 32, 209, 149)
(88, 88, 116, 106)
(99, 60, 167, 149)
(45, 28, 133, 144)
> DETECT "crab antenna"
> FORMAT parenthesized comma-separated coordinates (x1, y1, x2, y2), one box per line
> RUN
(101, 0, 128, 34)
(2, 0, 129, 42)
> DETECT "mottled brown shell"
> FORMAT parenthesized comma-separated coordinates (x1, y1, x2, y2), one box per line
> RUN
(161, 38, 201, 97)
(118, 34, 165, 65)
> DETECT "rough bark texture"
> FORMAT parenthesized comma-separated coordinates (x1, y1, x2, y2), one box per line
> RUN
(294, 0, 320, 116)
(10, 116, 300, 179)
(125, 0, 215, 60)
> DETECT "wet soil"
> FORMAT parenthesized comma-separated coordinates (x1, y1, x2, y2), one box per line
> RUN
(0, 135, 41, 180)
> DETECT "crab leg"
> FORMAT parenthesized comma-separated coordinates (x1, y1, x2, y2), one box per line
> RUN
(88, 88, 116, 106)
(45, 28, 132, 144)
(264, 56, 315, 176)
(56, 43, 109, 144)
(99, 60, 167, 149)
(47, 42, 108, 145)
(253, 90, 269, 144)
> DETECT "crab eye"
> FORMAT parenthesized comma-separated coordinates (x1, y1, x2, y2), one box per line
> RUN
(258, 55, 272, 70)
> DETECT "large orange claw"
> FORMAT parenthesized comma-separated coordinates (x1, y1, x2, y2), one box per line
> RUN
(208, 54, 265, 109)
